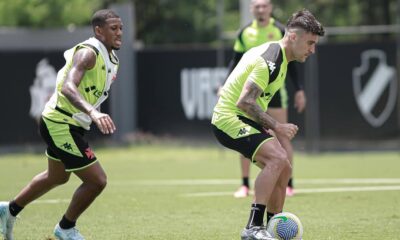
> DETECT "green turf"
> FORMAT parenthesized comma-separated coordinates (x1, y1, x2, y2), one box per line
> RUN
(0, 145, 399, 239)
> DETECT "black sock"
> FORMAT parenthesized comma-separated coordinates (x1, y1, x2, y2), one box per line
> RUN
(59, 215, 76, 229)
(9, 200, 24, 217)
(266, 212, 276, 223)
(246, 203, 266, 228)
(288, 178, 293, 188)
(242, 177, 250, 188)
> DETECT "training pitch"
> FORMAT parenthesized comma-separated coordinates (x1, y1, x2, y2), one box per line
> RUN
(0, 144, 399, 239)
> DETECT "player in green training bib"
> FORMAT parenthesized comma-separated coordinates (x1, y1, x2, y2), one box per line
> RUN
(0, 9, 123, 240)
(212, 9, 324, 240)
(227, 0, 306, 199)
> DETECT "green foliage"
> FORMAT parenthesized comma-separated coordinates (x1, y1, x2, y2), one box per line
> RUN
(0, 0, 398, 44)
(135, 0, 399, 45)
(0, 0, 103, 28)
(135, 0, 220, 44)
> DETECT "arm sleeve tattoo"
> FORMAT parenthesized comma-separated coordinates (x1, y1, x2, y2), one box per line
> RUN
(237, 80, 277, 130)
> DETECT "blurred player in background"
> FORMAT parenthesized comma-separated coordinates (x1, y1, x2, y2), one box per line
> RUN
(0, 9, 122, 240)
(228, 0, 306, 198)
(212, 9, 324, 239)
(29, 58, 57, 124)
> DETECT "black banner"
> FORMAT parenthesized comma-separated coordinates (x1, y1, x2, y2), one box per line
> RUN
(318, 42, 398, 139)
(0, 42, 398, 145)
(137, 44, 399, 140)
(137, 48, 231, 138)
(0, 51, 109, 145)
(0, 51, 64, 144)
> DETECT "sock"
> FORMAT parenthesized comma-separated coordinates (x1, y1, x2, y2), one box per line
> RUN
(246, 203, 266, 228)
(266, 212, 276, 223)
(242, 177, 250, 188)
(59, 215, 76, 229)
(9, 200, 24, 217)
(288, 178, 293, 188)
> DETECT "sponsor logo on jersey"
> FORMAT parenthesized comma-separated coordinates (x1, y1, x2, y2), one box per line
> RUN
(85, 85, 103, 98)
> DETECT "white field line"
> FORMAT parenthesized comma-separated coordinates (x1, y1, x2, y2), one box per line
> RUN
(296, 185, 400, 193)
(182, 185, 400, 197)
(32, 199, 70, 204)
(27, 185, 400, 203)
(296, 179, 400, 184)
(28, 179, 400, 203)
(115, 178, 400, 186)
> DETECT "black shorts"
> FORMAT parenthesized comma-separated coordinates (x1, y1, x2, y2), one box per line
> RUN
(212, 116, 274, 162)
(39, 117, 97, 172)
(269, 87, 288, 108)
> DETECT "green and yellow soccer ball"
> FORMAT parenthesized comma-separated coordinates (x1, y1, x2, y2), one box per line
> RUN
(266, 212, 303, 240)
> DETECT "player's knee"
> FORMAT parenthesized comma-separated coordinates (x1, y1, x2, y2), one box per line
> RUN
(56, 175, 70, 185)
(278, 161, 292, 185)
(45, 173, 70, 186)
(274, 146, 288, 163)
(284, 159, 292, 172)
(270, 158, 287, 174)
(93, 175, 107, 192)
(268, 148, 289, 172)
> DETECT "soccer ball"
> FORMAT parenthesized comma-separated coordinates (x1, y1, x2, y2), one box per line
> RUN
(266, 212, 303, 240)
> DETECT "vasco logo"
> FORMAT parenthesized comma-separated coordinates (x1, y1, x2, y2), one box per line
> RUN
(266, 60, 276, 73)
(85, 148, 96, 159)
(29, 58, 57, 121)
(352, 49, 398, 127)
(181, 67, 228, 120)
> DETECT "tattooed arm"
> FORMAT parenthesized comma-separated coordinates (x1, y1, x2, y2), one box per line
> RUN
(236, 81, 278, 130)
(61, 48, 116, 134)
(236, 80, 298, 139)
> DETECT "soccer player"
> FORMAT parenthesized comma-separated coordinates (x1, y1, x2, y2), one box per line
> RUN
(229, 0, 306, 199)
(212, 9, 324, 240)
(0, 9, 123, 240)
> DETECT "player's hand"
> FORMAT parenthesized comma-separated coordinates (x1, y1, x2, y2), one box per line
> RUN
(294, 90, 306, 113)
(89, 109, 116, 134)
(274, 123, 298, 140)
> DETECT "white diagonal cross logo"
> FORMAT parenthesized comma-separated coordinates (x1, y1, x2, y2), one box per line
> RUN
(352, 49, 398, 127)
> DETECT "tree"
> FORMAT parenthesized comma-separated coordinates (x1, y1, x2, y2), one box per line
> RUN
(0, 0, 398, 44)
(0, 0, 103, 28)
(135, 0, 221, 45)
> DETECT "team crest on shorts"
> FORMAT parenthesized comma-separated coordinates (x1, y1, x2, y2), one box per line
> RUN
(84, 148, 96, 159)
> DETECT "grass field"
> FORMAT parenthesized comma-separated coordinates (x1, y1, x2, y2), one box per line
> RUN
(0, 144, 399, 239)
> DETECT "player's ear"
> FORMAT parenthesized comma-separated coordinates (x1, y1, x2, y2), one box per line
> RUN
(94, 25, 103, 36)
(289, 31, 297, 41)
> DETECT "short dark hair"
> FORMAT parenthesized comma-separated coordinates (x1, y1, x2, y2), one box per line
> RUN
(286, 9, 325, 36)
(91, 9, 120, 29)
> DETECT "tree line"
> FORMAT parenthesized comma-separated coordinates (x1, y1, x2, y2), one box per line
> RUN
(0, 0, 397, 45)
